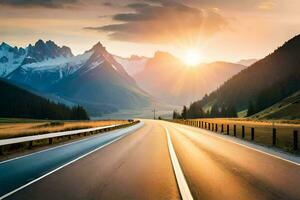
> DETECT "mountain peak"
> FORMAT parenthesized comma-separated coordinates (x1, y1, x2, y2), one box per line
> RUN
(91, 42, 105, 51)
(0, 42, 12, 50)
(27, 39, 73, 62)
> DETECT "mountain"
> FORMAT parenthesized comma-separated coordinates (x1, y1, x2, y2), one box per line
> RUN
(0, 79, 89, 120)
(134, 51, 247, 105)
(0, 42, 27, 77)
(3, 40, 152, 116)
(49, 43, 151, 115)
(187, 34, 300, 117)
(113, 55, 148, 76)
(237, 58, 258, 66)
(251, 90, 300, 120)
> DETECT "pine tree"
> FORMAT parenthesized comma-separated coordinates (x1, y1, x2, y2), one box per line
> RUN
(181, 106, 188, 119)
(247, 101, 256, 117)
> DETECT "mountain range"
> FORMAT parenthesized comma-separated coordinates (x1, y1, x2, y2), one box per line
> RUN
(133, 51, 247, 105)
(0, 40, 151, 116)
(1, 39, 252, 118)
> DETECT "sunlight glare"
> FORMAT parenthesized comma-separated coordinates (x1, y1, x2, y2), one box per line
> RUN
(183, 49, 202, 67)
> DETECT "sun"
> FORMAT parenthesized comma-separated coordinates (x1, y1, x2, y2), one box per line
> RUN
(183, 49, 202, 67)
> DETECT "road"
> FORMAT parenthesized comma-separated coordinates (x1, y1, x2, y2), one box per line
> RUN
(0, 120, 299, 200)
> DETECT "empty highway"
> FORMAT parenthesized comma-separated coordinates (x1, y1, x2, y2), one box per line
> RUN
(0, 120, 299, 200)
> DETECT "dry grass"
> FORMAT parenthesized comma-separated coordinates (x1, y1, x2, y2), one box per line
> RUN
(187, 118, 300, 153)
(0, 119, 127, 139)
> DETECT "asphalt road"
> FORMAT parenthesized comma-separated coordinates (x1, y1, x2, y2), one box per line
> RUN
(1, 120, 299, 200)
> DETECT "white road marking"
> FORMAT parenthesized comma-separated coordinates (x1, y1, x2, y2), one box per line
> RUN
(0, 122, 144, 200)
(172, 124, 300, 166)
(165, 128, 193, 200)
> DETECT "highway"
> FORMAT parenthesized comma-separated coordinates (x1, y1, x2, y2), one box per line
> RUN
(0, 120, 299, 200)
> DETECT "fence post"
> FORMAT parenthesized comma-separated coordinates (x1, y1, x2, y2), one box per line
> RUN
(221, 124, 224, 133)
(216, 124, 218, 132)
(233, 125, 237, 137)
(0, 146, 4, 155)
(272, 128, 276, 146)
(294, 130, 298, 151)
(208, 123, 211, 130)
(242, 126, 245, 139)
(251, 128, 254, 141)
(227, 125, 229, 135)
(29, 141, 33, 149)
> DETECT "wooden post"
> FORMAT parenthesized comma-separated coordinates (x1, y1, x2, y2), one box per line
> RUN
(221, 124, 224, 133)
(233, 125, 237, 137)
(208, 123, 211, 130)
(251, 128, 254, 141)
(227, 125, 229, 135)
(242, 126, 245, 139)
(272, 128, 276, 146)
(294, 130, 298, 151)
(0, 145, 4, 155)
(215, 124, 218, 132)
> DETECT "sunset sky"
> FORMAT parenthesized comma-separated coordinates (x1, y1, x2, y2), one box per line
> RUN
(0, 0, 299, 62)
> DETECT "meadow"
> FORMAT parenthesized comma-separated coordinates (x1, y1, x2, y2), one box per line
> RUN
(0, 118, 127, 139)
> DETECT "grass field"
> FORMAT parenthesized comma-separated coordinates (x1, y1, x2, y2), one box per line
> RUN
(184, 118, 300, 154)
(0, 118, 127, 139)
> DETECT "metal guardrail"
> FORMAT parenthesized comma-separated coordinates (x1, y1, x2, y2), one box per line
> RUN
(0, 124, 120, 146)
(0, 121, 139, 155)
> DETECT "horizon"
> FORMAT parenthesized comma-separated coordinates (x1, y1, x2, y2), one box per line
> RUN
(1, 0, 300, 63)
(1, 39, 262, 64)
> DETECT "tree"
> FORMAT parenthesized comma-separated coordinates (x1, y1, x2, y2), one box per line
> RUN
(227, 104, 238, 118)
(173, 110, 181, 119)
(181, 106, 187, 119)
(187, 102, 204, 118)
(247, 101, 256, 117)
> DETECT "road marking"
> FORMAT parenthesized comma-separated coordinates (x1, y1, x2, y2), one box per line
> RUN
(173, 124, 300, 166)
(165, 128, 193, 200)
(0, 123, 144, 200)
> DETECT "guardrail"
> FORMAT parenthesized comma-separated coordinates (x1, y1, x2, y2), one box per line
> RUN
(0, 121, 139, 155)
(171, 119, 299, 154)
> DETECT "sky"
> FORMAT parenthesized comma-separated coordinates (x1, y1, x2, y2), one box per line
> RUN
(0, 0, 299, 62)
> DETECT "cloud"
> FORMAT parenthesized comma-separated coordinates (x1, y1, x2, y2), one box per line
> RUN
(85, 1, 228, 44)
(0, 0, 79, 8)
(257, 0, 277, 10)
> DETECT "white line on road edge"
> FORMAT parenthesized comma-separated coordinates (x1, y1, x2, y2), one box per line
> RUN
(165, 128, 193, 200)
(174, 125, 300, 166)
(0, 122, 144, 200)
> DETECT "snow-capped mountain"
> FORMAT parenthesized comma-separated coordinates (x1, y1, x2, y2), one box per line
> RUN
(49, 42, 151, 115)
(0, 42, 26, 77)
(2, 40, 151, 116)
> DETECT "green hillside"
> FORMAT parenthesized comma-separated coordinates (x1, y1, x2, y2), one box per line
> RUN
(252, 90, 300, 120)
